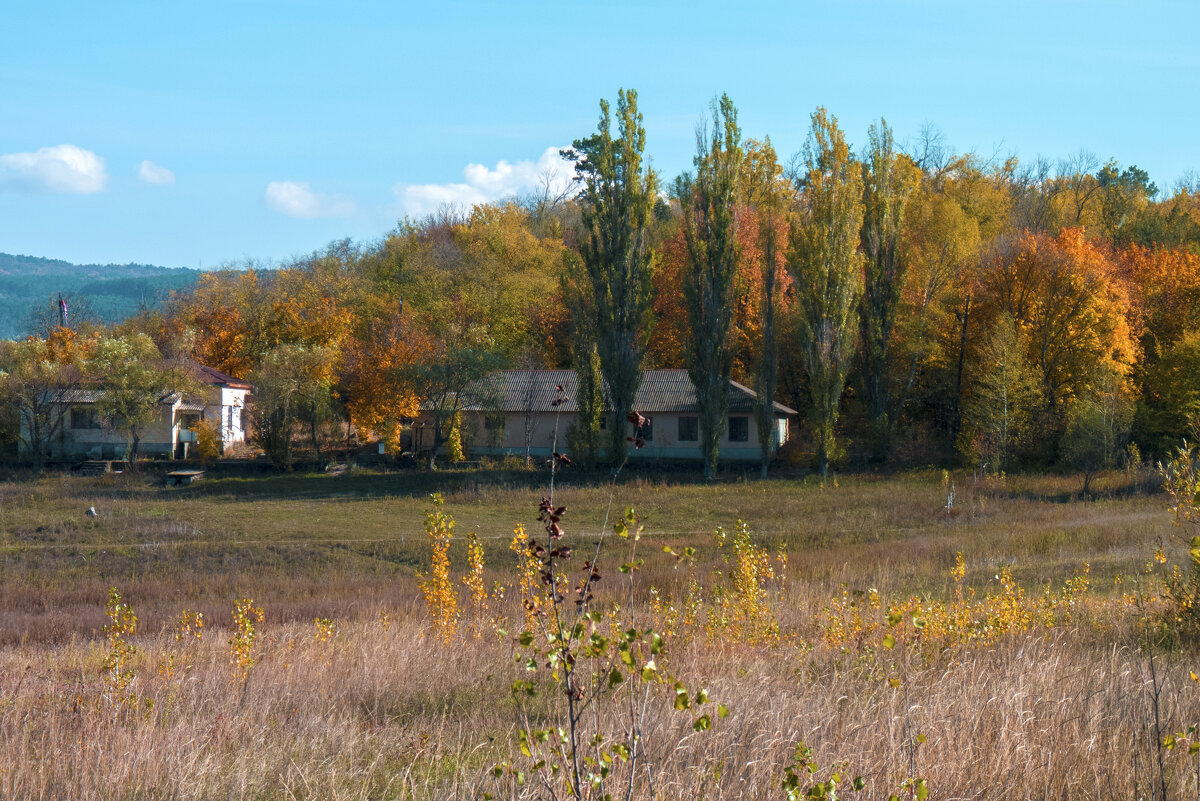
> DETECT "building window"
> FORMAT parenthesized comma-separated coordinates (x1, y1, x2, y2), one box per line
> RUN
(728, 416, 749, 442)
(678, 416, 698, 442)
(71, 406, 101, 430)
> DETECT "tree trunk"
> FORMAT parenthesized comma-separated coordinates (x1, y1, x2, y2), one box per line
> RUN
(310, 413, 322, 469)
(952, 294, 972, 439)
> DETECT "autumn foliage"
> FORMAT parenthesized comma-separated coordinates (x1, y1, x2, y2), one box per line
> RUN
(10, 97, 1200, 474)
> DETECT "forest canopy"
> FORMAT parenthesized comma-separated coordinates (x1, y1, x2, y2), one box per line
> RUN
(8, 93, 1200, 473)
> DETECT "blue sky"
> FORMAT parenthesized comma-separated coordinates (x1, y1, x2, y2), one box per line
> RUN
(2, 1, 1197, 268)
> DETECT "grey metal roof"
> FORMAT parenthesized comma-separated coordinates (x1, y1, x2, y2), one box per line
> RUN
(459, 369, 796, 416)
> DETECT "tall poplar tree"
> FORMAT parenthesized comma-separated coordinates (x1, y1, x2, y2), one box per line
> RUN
(564, 89, 657, 466)
(859, 119, 916, 462)
(563, 252, 605, 469)
(787, 108, 864, 476)
(676, 94, 742, 479)
(742, 138, 789, 478)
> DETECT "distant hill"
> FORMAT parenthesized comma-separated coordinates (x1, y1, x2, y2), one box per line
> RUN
(0, 253, 202, 340)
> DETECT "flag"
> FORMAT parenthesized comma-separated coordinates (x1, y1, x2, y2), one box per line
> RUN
(58, 295, 69, 327)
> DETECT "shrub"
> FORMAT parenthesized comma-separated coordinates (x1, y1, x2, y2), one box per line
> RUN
(193, 419, 221, 464)
(417, 493, 458, 641)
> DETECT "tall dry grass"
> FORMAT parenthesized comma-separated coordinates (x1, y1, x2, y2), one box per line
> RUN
(1, 467, 1195, 799)
(3, 607, 1197, 800)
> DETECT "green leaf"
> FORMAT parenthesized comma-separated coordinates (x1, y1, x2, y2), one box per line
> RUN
(882, 633, 896, 649)
(717, 703, 730, 719)
(916, 733, 926, 744)
(607, 668, 624, 688)
(852, 776, 865, 791)
(915, 779, 929, 801)
(693, 713, 712, 731)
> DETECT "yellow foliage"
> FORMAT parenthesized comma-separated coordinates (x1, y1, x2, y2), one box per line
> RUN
(417, 494, 458, 642)
(229, 598, 264, 686)
(192, 419, 221, 463)
(509, 523, 545, 633)
(820, 556, 1093, 654)
(446, 412, 465, 462)
(707, 522, 780, 645)
(313, 618, 335, 643)
(462, 531, 488, 637)
(101, 587, 138, 705)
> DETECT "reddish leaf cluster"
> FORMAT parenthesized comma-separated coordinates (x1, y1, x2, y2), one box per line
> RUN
(626, 410, 648, 449)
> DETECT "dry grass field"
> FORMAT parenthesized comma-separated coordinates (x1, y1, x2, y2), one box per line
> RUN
(1, 464, 1197, 800)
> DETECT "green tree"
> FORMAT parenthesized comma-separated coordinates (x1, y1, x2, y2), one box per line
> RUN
(564, 255, 605, 470)
(1062, 373, 1134, 496)
(0, 333, 83, 470)
(407, 322, 503, 470)
(676, 94, 743, 478)
(1097, 160, 1157, 243)
(961, 313, 1037, 471)
(88, 334, 187, 465)
(786, 108, 864, 476)
(1134, 329, 1200, 455)
(295, 345, 337, 468)
(249, 344, 333, 470)
(564, 88, 658, 466)
(742, 138, 790, 478)
(858, 119, 917, 462)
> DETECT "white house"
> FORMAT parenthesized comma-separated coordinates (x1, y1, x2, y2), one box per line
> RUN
(415, 369, 795, 462)
(46, 362, 250, 460)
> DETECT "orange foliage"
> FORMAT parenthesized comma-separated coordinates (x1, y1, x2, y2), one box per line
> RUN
(648, 231, 688, 370)
(178, 266, 357, 381)
(650, 207, 791, 381)
(339, 312, 430, 450)
(979, 228, 1138, 409)
(1118, 243, 1200, 354)
(44, 325, 97, 364)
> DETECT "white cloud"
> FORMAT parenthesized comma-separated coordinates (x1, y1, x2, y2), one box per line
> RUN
(0, 144, 108, 194)
(137, 160, 175, 185)
(264, 181, 356, 219)
(395, 146, 577, 217)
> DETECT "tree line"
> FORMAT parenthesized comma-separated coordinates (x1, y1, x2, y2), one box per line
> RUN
(4, 89, 1200, 475)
